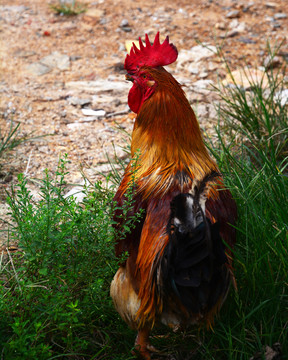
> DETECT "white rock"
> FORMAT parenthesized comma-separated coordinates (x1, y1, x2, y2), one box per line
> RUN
(77, 117, 98, 122)
(40, 51, 70, 71)
(187, 65, 199, 74)
(199, 72, 209, 78)
(26, 62, 51, 76)
(222, 68, 269, 90)
(263, 55, 281, 69)
(215, 22, 227, 30)
(226, 10, 240, 19)
(85, 8, 105, 18)
(195, 104, 208, 118)
(177, 44, 217, 68)
(81, 109, 106, 117)
(66, 122, 89, 130)
(65, 79, 130, 93)
(192, 79, 214, 90)
(1, 5, 27, 12)
(229, 19, 246, 32)
(92, 94, 117, 103)
(274, 13, 287, 19)
(120, 19, 129, 27)
(265, 2, 278, 8)
(229, 19, 239, 29)
(274, 89, 288, 106)
(69, 97, 91, 106)
(64, 181, 86, 203)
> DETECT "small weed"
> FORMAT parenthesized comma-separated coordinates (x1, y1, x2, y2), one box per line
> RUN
(0, 122, 37, 161)
(50, 0, 86, 16)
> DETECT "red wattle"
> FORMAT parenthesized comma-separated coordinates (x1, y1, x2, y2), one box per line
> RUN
(128, 82, 143, 114)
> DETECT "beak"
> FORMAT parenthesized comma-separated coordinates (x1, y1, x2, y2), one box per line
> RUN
(125, 74, 134, 82)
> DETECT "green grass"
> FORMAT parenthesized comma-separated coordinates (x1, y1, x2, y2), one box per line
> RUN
(0, 60, 287, 358)
(0, 122, 35, 162)
(213, 45, 287, 163)
(0, 121, 48, 173)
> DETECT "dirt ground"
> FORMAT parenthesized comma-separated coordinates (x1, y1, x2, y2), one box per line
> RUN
(0, 0, 287, 242)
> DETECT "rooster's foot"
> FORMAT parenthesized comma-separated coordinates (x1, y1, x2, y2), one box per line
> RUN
(132, 328, 159, 359)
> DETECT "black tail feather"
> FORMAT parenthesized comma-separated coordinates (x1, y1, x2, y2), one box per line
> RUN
(160, 189, 229, 314)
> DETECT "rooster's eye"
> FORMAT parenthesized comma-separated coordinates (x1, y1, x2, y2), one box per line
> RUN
(142, 74, 147, 79)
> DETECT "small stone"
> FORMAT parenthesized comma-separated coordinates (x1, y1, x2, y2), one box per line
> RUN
(199, 72, 209, 79)
(271, 22, 281, 29)
(187, 66, 199, 75)
(265, 2, 278, 8)
(274, 13, 287, 20)
(249, 343, 282, 360)
(243, 2, 254, 12)
(238, 37, 256, 44)
(69, 97, 91, 106)
(207, 62, 219, 71)
(61, 110, 67, 118)
(118, 44, 125, 52)
(120, 19, 129, 27)
(40, 51, 70, 71)
(81, 108, 106, 117)
(121, 27, 132, 32)
(263, 55, 281, 69)
(66, 79, 130, 93)
(14, 50, 36, 58)
(64, 185, 86, 203)
(225, 30, 239, 38)
(192, 79, 214, 92)
(274, 89, 288, 106)
(26, 62, 51, 76)
(226, 10, 240, 19)
(222, 68, 269, 90)
(70, 55, 81, 61)
(3, 5, 28, 12)
(229, 20, 245, 32)
(215, 22, 226, 30)
(177, 44, 217, 68)
(99, 18, 107, 25)
(195, 104, 208, 118)
(229, 19, 239, 29)
(85, 8, 105, 18)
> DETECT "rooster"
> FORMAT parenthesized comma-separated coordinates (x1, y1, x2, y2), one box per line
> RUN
(110, 32, 237, 359)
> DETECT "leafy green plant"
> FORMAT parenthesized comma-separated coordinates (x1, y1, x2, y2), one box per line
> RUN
(0, 155, 140, 359)
(50, 0, 86, 16)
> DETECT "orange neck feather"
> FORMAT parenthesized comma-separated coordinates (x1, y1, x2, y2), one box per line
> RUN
(129, 67, 218, 198)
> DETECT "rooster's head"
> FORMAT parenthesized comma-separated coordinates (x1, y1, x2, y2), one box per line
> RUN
(124, 32, 178, 113)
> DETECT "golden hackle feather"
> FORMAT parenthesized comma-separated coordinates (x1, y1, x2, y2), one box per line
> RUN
(119, 67, 219, 199)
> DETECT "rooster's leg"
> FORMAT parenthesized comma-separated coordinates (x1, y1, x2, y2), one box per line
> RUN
(133, 327, 158, 360)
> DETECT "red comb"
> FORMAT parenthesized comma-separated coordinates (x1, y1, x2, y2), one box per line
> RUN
(124, 32, 178, 73)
